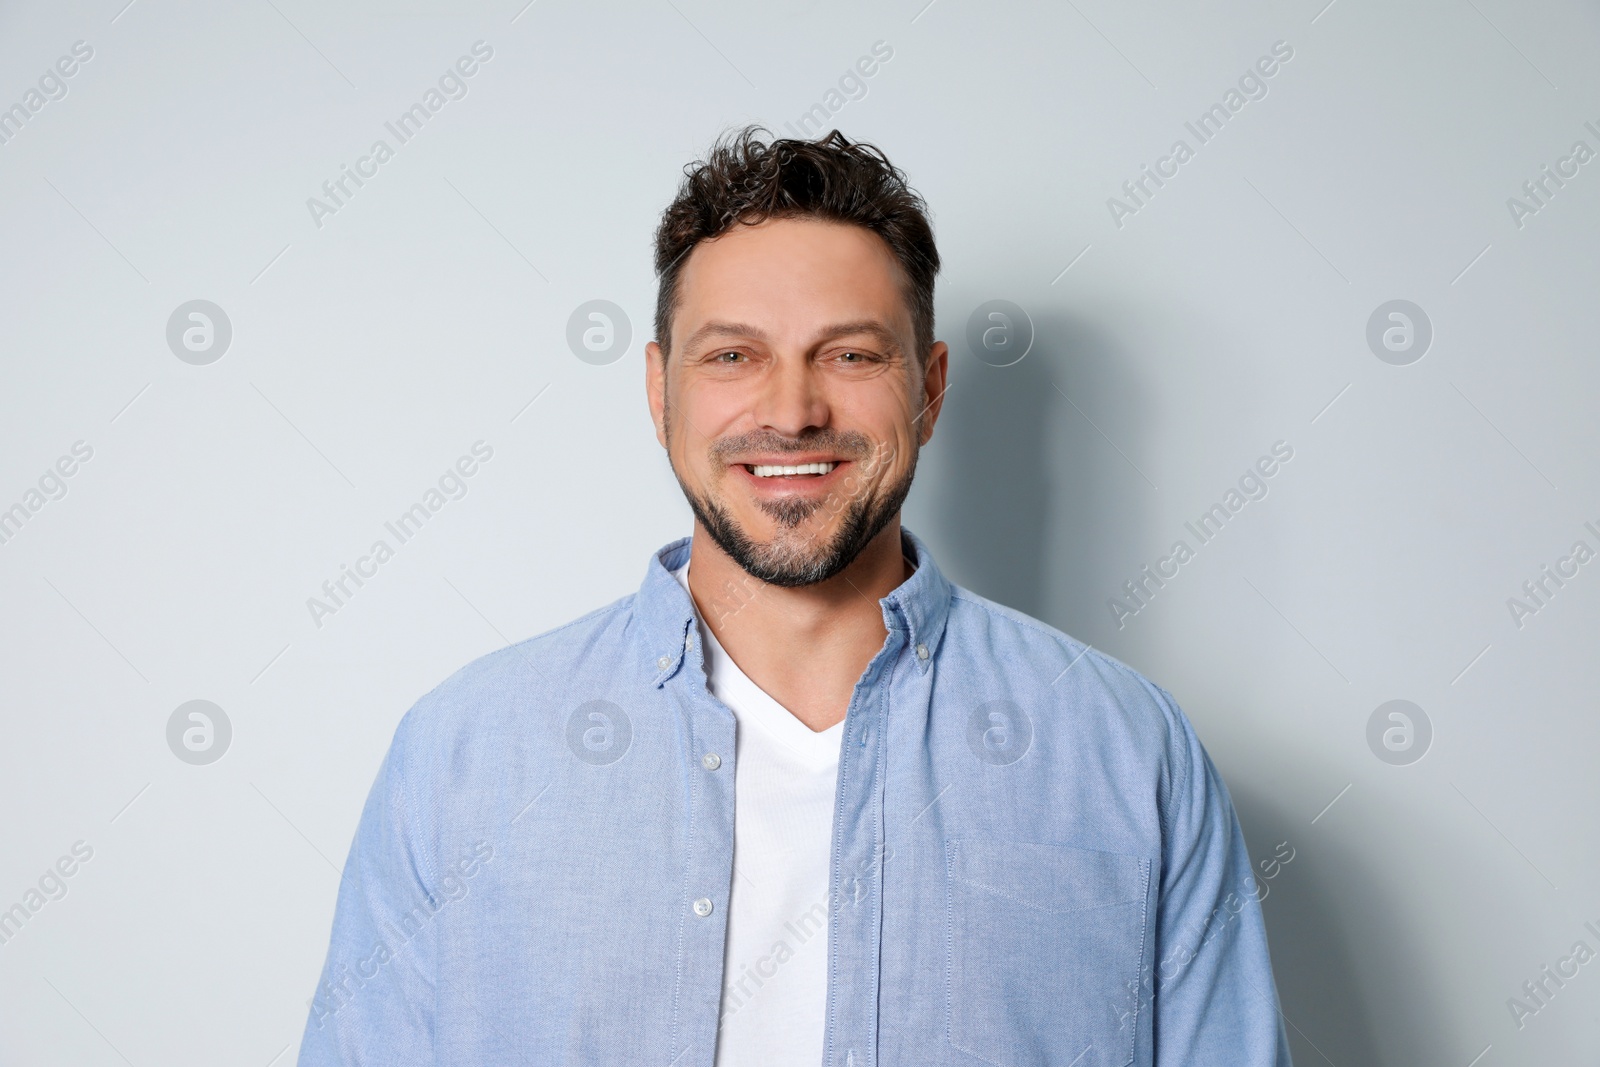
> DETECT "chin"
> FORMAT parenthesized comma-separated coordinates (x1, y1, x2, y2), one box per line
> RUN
(677, 447, 918, 589)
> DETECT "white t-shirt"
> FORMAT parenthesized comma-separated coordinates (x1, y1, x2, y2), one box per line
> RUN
(674, 560, 844, 1067)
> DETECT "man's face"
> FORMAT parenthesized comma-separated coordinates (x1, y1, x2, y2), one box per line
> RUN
(646, 217, 948, 586)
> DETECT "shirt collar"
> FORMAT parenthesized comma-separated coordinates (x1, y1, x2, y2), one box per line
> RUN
(636, 527, 953, 686)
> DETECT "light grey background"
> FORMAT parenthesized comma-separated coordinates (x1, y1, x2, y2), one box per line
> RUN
(2, 0, 1597, 1063)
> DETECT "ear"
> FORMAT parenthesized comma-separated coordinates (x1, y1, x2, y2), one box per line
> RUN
(646, 340, 668, 448)
(916, 341, 949, 446)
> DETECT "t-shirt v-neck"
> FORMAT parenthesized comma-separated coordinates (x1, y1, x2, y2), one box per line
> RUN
(675, 562, 845, 766)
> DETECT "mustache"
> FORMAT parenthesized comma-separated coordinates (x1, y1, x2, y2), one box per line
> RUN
(709, 429, 875, 463)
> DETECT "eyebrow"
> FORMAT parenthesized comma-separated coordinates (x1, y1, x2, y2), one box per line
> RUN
(682, 319, 904, 356)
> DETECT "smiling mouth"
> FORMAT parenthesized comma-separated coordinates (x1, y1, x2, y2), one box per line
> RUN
(745, 462, 838, 478)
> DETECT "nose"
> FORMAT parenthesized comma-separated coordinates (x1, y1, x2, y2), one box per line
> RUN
(751, 352, 830, 438)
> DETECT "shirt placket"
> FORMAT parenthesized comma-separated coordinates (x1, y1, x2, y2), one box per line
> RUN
(665, 632, 739, 1067)
(824, 619, 905, 1067)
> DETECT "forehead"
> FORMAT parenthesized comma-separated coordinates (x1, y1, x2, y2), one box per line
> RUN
(672, 217, 914, 343)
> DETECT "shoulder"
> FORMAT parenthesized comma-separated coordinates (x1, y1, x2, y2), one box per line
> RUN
(946, 586, 1176, 704)
(944, 585, 1197, 767)
(389, 593, 643, 760)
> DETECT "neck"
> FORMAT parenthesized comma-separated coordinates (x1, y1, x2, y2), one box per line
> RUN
(685, 519, 912, 732)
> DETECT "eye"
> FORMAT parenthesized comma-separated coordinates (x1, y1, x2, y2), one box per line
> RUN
(838, 350, 868, 363)
(712, 350, 745, 364)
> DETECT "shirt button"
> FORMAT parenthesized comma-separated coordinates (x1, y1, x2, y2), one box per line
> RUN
(701, 752, 722, 771)
(692, 897, 714, 917)
(656, 655, 672, 670)
(915, 642, 930, 660)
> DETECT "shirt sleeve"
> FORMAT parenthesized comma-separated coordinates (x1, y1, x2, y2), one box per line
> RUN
(296, 710, 438, 1066)
(1149, 686, 1293, 1066)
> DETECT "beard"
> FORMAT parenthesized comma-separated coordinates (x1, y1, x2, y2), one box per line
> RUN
(672, 431, 918, 588)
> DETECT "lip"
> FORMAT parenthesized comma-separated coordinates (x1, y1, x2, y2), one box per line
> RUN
(731, 454, 850, 467)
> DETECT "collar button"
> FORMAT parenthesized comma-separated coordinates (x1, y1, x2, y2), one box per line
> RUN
(915, 642, 930, 661)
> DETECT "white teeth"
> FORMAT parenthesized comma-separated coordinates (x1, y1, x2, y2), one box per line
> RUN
(750, 462, 836, 478)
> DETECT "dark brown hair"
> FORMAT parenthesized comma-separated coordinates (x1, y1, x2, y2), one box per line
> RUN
(652, 125, 940, 363)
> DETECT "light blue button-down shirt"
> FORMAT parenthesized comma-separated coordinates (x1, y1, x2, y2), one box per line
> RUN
(298, 531, 1293, 1066)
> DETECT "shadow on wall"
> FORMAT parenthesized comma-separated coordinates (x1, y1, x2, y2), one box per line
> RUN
(1229, 781, 1391, 1067)
(911, 311, 1053, 620)
(1234, 774, 1543, 1067)
(911, 308, 1152, 642)
(911, 308, 1434, 1062)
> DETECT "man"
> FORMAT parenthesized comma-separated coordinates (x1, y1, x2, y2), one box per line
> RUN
(298, 127, 1293, 1066)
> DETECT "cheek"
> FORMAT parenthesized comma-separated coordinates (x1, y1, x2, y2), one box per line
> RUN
(837, 376, 917, 432)
(854, 436, 912, 494)
(674, 376, 752, 439)
(666, 392, 736, 478)
(882, 448, 917, 489)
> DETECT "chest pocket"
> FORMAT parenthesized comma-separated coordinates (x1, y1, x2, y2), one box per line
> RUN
(944, 838, 1150, 1067)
